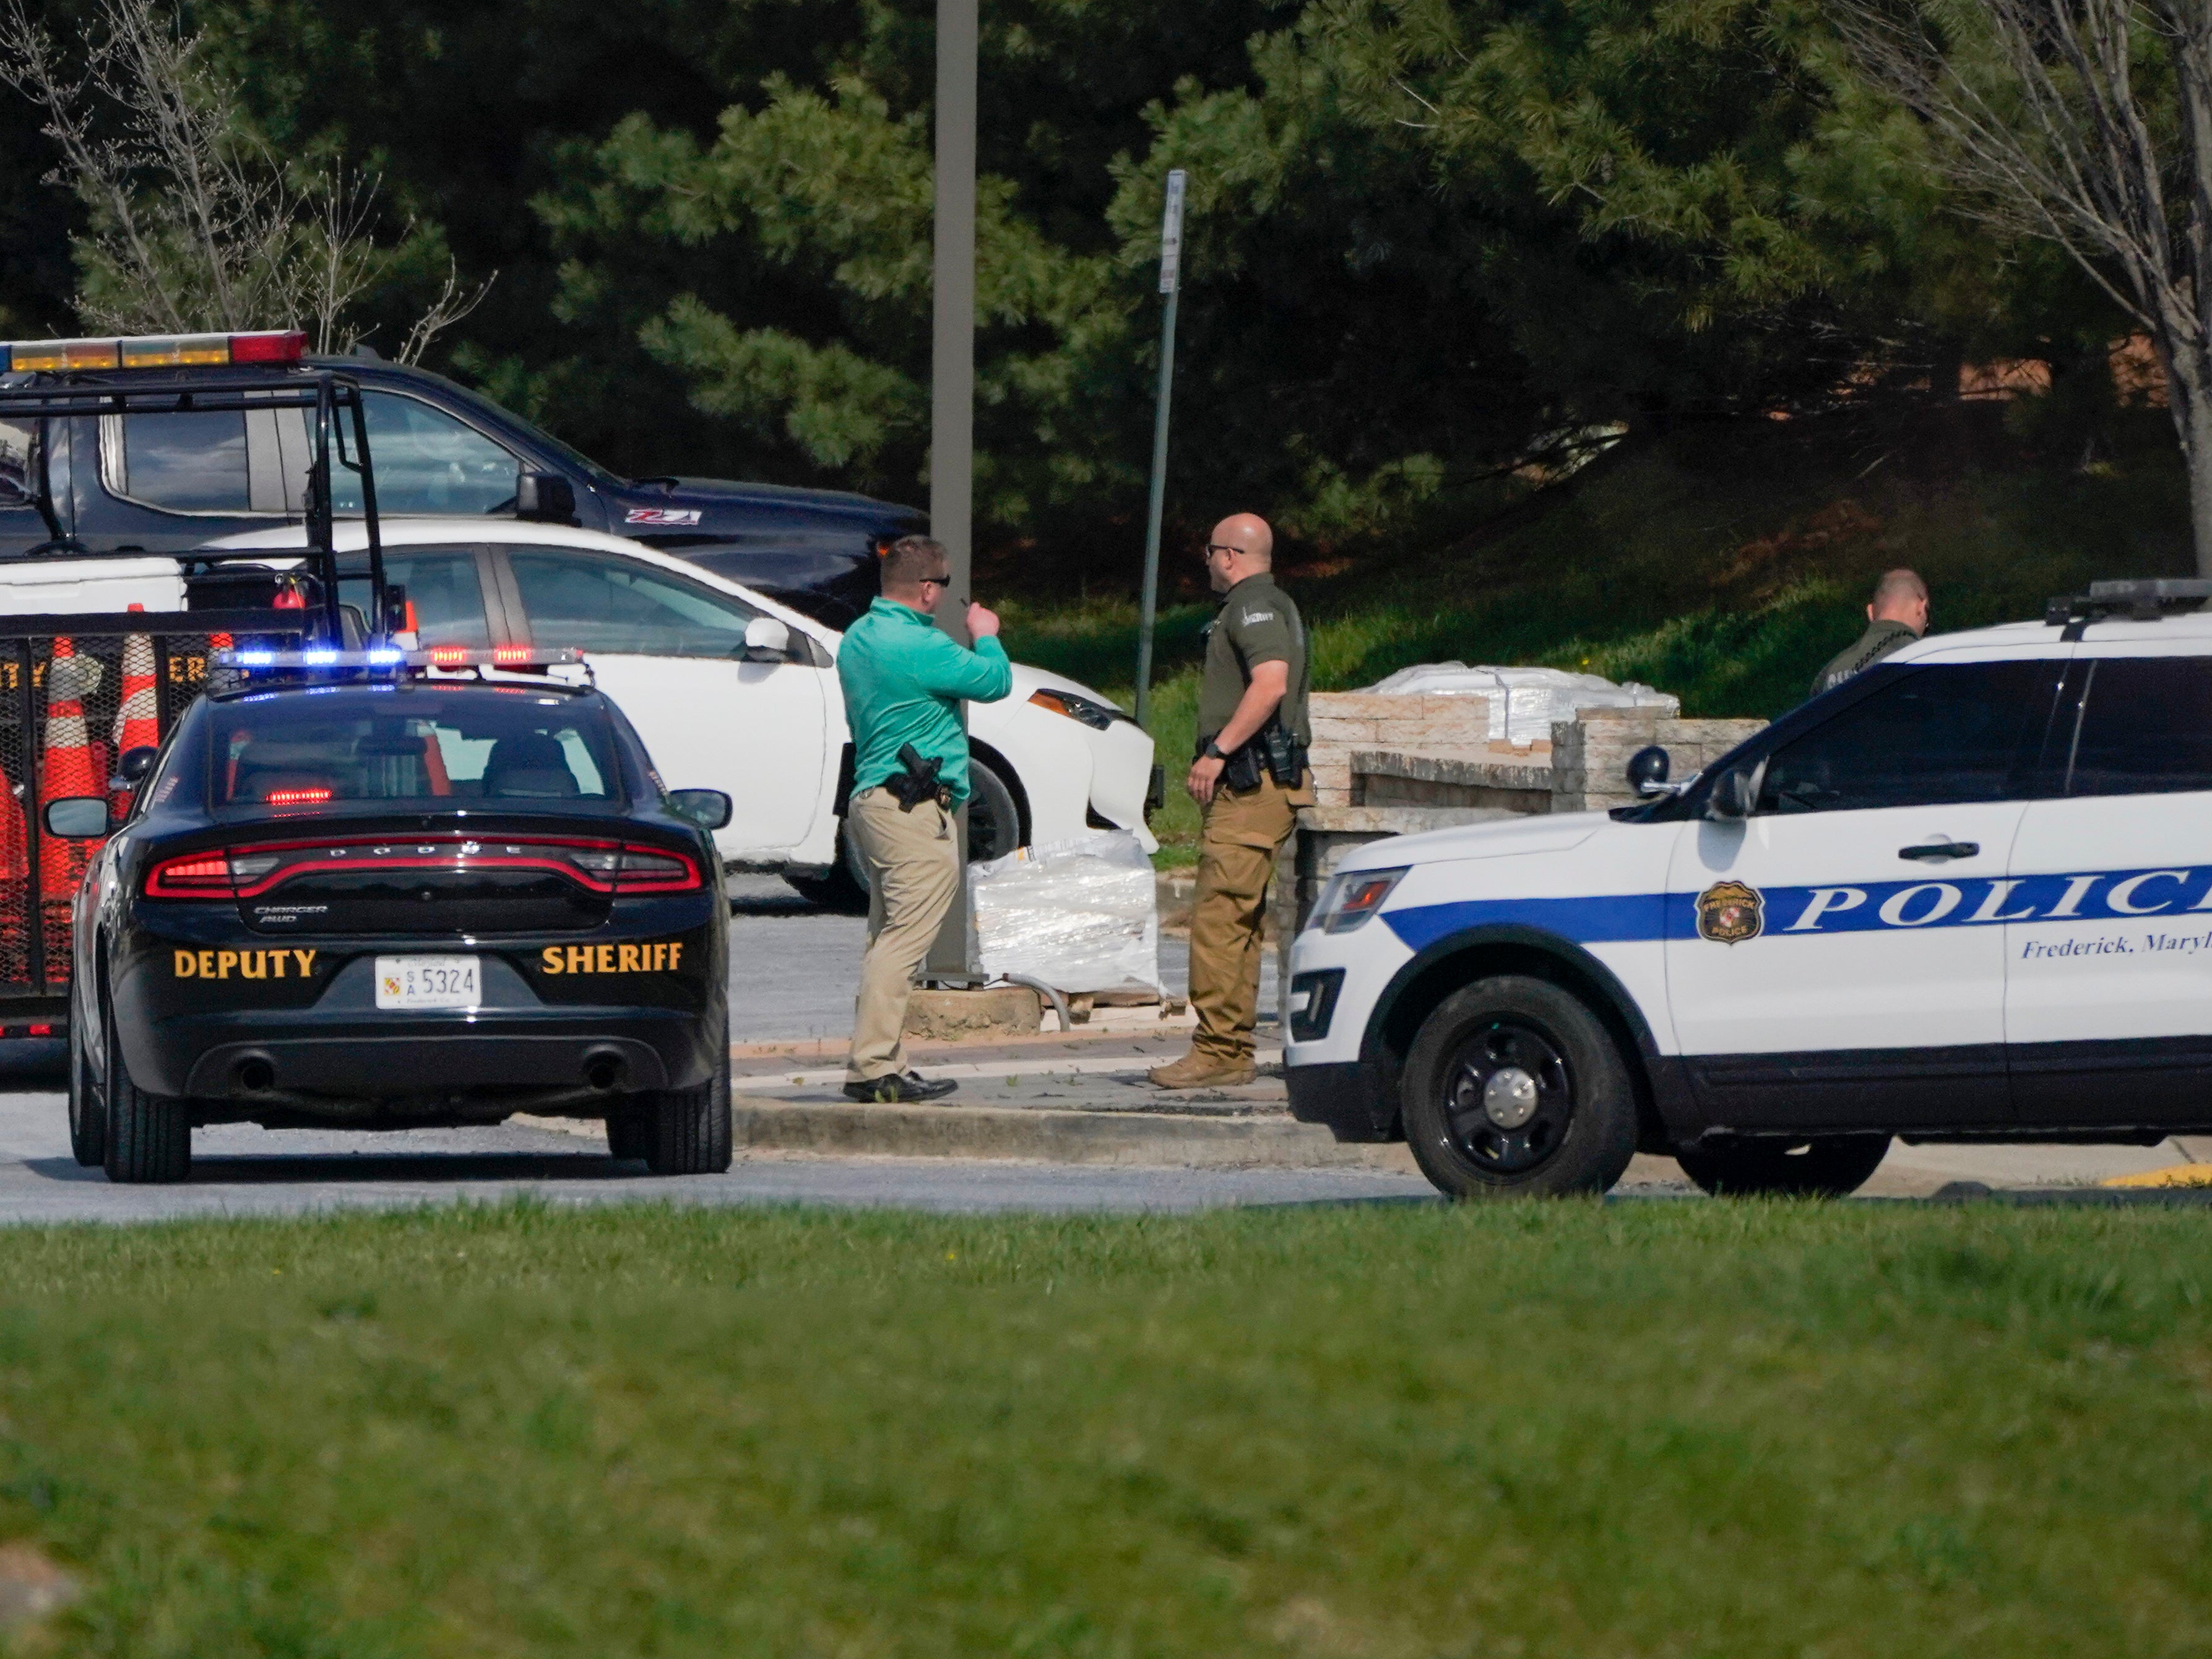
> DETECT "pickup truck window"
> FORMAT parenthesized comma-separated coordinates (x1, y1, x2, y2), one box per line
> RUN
(332, 392, 518, 515)
(119, 410, 253, 511)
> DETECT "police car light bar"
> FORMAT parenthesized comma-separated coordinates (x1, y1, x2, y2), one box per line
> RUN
(5, 330, 307, 372)
(214, 646, 585, 671)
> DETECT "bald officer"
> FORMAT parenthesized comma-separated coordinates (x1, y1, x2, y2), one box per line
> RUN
(1150, 513, 1313, 1089)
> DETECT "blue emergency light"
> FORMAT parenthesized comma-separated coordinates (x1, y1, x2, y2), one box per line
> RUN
(214, 646, 586, 673)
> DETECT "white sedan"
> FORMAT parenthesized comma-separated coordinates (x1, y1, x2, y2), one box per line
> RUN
(205, 521, 1158, 903)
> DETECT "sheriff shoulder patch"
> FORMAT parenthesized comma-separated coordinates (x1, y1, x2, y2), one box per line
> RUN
(1697, 880, 1763, 944)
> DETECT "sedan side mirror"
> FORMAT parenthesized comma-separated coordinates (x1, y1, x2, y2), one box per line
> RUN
(668, 788, 733, 830)
(1706, 765, 1758, 822)
(43, 796, 111, 838)
(742, 616, 793, 662)
(115, 746, 158, 786)
(515, 471, 577, 524)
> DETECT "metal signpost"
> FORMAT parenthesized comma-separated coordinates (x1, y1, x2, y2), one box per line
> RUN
(1132, 167, 1186, 731)
(925, 0, 984, 981)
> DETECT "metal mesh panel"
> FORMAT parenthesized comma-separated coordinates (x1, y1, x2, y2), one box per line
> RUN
(0, 644, 28, 993)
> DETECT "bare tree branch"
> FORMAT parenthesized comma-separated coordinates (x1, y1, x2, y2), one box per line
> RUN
(1827, 0, 2212, 572)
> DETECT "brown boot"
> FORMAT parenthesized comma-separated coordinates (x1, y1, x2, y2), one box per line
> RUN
(1146, 1051, 1258, 1089)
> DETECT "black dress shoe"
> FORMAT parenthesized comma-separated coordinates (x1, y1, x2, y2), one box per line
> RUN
(842, 1071, 958, 1103)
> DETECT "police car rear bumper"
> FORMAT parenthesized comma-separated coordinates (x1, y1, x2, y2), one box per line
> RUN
(167, 1010, 709, 1106)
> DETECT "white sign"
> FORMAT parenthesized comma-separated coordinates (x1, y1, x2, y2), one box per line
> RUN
(1159, 169, 1187, 295)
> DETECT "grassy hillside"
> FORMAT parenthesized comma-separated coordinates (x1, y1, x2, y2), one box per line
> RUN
(1003, 404, 2194, 861)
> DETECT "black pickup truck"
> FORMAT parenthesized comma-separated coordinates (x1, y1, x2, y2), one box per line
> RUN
(0, 332, 922, 626)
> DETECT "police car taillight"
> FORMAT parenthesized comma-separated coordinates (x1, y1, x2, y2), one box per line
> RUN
(1311, 866, 1407, 934)
(5, 330, 307, 372)
(145, 853, 247, 898)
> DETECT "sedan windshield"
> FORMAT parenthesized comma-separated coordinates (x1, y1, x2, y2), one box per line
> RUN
(195, 685, 624, 817)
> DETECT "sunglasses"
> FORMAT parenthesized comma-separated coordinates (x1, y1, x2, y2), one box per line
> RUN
(918, 573, 953, 587)
(1204, 543, 1246, 559)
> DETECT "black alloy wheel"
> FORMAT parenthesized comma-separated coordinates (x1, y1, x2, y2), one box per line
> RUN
(67, 1015, 103, 1168)
(1674, 1135, 1892, 1199)
(1401, 976, 1637, 1199)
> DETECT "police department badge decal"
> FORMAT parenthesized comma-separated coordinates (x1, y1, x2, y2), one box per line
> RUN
(1696, 880, 1763, 944)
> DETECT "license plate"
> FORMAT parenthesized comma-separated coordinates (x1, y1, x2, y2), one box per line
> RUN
(374, 955, 481, 1010)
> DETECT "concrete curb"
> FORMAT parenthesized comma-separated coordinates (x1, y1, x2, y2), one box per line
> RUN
(732, 1095, 1419, 1172)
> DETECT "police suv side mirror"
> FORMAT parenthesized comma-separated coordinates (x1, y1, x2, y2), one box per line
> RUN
(668, 788, 733, 830)
(1626, 744, 1678, 798)
(515, 471, 577, 524)
(43, 797, 111, 838)
(742, 617, 793, 662)
(116, 746, 158, 785)
(1706, 765, 1758, 822)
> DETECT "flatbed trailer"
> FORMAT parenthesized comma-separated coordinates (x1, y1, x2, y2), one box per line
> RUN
(0, 353, 390, 1037)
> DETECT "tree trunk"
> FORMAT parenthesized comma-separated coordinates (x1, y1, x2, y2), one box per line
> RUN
(2167, 348, 2212, 579)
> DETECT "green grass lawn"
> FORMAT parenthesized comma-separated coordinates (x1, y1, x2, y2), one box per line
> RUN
(2, 1200, 2208, 1656)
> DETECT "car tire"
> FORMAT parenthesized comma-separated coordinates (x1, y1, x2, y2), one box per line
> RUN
(1674, 1135, 1891, 1199)
(788, 757, 1025, 911)
(67, 1015, 103, 1168)
(102, 999, 189, 1184)
(1401, 976, 1637, 1199)
(605, 1111, 652, 1162)
(646, 1027, 733, 1176)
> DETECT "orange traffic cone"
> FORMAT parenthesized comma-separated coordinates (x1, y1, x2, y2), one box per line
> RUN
(110, 629, 157, 817)
(40, 638, 104, 892)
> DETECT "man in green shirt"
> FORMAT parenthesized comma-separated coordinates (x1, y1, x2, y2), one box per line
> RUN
(1150, 512, 1314, 1090)
(1810, 569, 1929, 699)
(836, 535, 1013, 1101)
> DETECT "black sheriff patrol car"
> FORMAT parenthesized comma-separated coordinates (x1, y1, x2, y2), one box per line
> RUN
(60, 645, 735, 1183)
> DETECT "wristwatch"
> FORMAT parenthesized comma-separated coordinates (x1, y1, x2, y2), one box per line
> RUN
(1202, 738, 1225, 761)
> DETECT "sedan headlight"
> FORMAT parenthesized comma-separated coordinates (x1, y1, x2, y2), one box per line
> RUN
(1028, 687, 1130, 730)
(1308, 866, 1407, 933)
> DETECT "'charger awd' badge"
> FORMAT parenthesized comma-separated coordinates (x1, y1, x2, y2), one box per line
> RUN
(1696, 881, 1763, 945)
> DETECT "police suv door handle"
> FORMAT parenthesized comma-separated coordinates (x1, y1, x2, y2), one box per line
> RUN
(1898, 838, 1979, 862)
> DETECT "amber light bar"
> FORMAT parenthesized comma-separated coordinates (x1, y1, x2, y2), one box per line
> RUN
(6, 330, 306, 372)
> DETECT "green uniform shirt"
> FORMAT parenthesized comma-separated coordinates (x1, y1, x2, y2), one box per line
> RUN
(837, 598, 1013, 804)
(1197, 573, 1310, 750)
(1810, 618, 1919, 699)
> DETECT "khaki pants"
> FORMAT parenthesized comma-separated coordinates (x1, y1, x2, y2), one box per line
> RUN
(1188, 770, 1313, 1065)
(845, 786, 961, 1082)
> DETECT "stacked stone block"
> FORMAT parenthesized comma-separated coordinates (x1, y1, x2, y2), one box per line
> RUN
(1307, 692, 1493, 806)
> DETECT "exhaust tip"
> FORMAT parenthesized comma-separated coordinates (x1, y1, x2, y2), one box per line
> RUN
(236, 1056, 275, 1093)
(583, 1051, 623, 1092)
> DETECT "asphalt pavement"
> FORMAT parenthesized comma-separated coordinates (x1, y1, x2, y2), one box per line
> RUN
(0, 874, 2201, 1223)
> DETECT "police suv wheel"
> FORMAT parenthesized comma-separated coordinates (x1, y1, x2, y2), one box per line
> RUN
(646, 1029, 733, 1176)
(1674, 1135, 1890, 1199)
(1401, 977, 1636, 1199)
(101, 996, 190, 1184)
(67, 1019, 103, 1168)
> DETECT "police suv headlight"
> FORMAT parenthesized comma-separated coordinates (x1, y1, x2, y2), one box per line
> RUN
(1308, 866, 1407, 933)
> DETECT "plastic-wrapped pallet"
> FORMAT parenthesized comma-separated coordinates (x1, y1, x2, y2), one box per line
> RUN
(1360, 662, 1676, 745)
(969, 830, 1162, 996)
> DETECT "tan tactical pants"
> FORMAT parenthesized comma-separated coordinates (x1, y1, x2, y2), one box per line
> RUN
(1188, 770, 1313, 1066)
(845, 786, 960, 1082)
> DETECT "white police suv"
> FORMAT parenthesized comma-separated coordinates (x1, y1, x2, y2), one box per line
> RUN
(1285, 579, 2212, 1199)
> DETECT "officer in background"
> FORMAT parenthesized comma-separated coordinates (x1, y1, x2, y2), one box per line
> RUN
(837, 535, 1013, 1103)
(1150, 512, 1314, 1090)
(1811, 568, 1929, 697)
